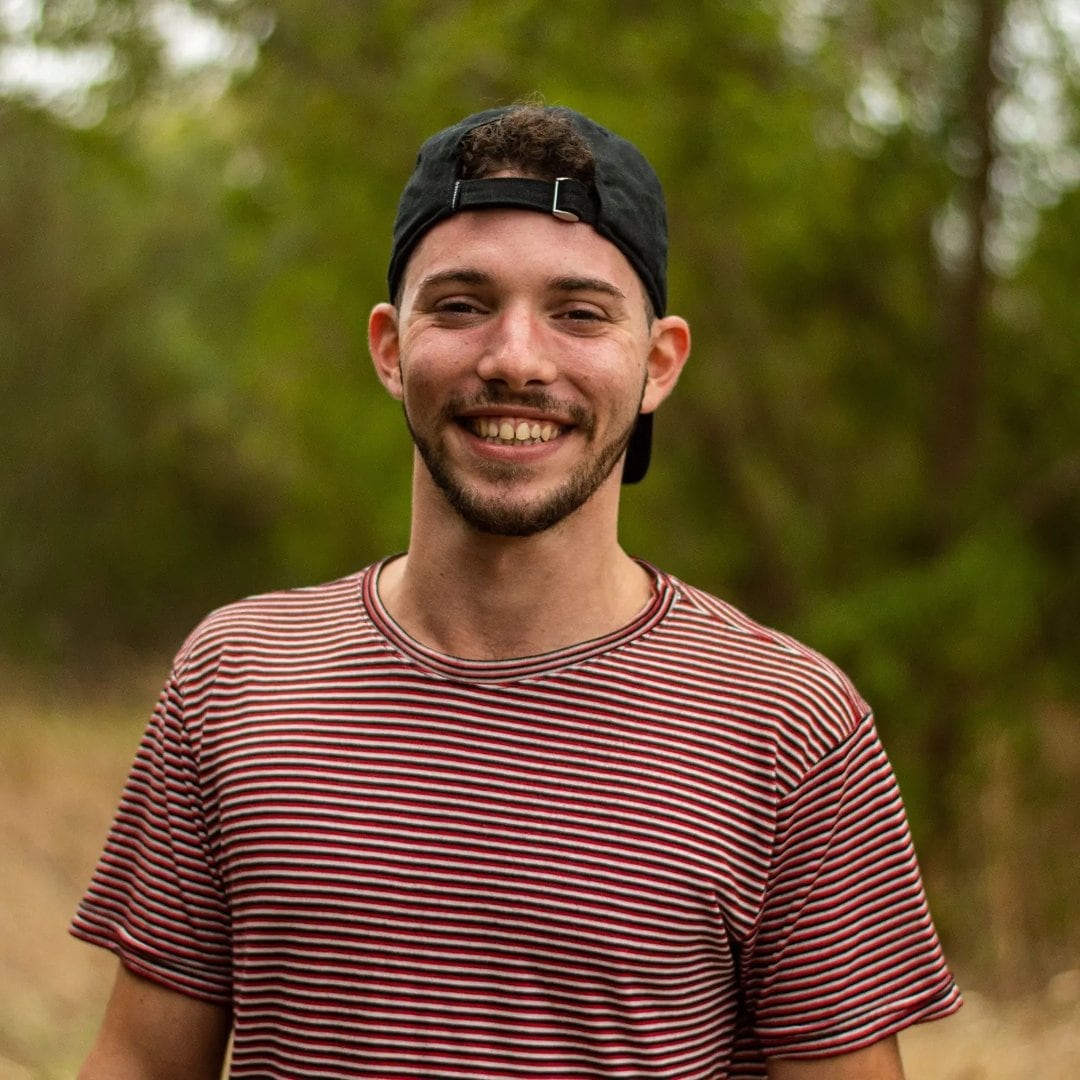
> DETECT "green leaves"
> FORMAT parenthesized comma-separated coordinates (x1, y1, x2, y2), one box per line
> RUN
(2, 0, 1078, 982)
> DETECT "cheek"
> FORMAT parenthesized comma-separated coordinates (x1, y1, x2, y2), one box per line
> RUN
(581, 354, 649, 407)
(399, 329, 483, 385)
(396, 345, 477, 419)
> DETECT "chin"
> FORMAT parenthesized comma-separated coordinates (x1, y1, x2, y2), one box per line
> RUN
(438, 478, 592, 537)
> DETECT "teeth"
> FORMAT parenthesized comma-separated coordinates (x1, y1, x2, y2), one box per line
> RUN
(469, 417, 561, 445)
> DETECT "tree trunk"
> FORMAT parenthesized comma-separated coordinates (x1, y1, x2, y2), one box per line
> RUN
(935, 0, 1006, 519)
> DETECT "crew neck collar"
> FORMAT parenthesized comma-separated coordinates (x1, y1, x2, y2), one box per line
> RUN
(361, 556, 675, 682)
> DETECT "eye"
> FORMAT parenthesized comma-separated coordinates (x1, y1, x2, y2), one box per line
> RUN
(435, 299, 482, 314)
(429, 297, 488, 323)
(554, 304, 609, 332)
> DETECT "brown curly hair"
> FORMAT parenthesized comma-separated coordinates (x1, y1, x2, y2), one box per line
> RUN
(458, 105, 595, 184)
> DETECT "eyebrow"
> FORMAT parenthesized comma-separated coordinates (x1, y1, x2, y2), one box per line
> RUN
(549, 276, 628, 302)
(415, 268, 492, 292)
(413, 269, 628, 302)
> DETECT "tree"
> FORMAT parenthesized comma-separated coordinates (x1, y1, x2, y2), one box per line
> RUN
(2, 0, 1077, 985)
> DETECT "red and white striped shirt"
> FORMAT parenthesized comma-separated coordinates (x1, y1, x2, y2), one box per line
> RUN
(72, 561, 960, 1078)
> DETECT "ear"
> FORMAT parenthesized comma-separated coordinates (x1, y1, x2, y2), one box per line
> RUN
(640, 315, 691, 415)
(368, 302, 404, 400)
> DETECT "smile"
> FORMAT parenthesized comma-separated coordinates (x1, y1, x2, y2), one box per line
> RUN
(466, 417, 563, 445)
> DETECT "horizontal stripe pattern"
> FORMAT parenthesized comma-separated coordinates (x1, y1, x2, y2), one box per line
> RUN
(72, 561, 960, 1077)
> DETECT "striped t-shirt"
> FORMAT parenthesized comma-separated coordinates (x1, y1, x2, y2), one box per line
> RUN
(72, 560, 961, 1078)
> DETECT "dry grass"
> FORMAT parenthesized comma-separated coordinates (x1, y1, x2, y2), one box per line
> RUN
(899, 977, 1080, 1079)
(1, 670, 1076, 1079)
(0, 672, 152, 1079)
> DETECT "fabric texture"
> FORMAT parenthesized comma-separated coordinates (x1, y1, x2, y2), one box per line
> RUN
(72, 562, 961, 1078)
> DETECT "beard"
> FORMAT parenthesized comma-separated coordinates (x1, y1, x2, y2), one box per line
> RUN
(403, 384, 643, 537)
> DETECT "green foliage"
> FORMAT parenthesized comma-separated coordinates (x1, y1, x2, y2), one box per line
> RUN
(2, 0, 1078, 984)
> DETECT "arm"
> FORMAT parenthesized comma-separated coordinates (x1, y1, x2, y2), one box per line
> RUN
(748, 716, 960, 1069)
(79, 962, 231, 1080)
(768, 1035, 904, 1080)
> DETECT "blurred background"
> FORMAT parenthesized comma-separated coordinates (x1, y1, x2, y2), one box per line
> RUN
(1, 0, 1077, 1075)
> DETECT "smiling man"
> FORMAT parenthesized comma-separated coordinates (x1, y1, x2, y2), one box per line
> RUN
(73, 105, 961, 1079)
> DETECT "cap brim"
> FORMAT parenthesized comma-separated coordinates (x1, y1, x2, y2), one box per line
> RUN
(621, 413, 652, 484)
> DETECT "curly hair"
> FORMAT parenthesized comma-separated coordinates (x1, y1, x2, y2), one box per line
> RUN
(458, 105, 595, 184)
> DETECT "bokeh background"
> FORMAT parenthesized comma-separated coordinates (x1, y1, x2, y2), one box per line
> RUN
(2, 0, 1078, 1075)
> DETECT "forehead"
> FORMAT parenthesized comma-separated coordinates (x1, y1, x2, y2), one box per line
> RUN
(400, 208, 648, 304)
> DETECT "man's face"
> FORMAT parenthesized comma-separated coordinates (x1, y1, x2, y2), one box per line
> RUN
(375, 209, 664, 537)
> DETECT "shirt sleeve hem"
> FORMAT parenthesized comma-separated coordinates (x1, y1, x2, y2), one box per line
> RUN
(69, 920, 233, 1008)
(761, 980, 964, 1060)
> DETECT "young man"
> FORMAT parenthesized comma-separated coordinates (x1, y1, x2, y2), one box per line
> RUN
(73, 105, 961, 1079)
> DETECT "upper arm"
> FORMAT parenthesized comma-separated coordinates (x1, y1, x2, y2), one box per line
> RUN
(746, 716, 960, 1059)
(767, 1035, 905, 1080)
(80, 961, 231, 1080)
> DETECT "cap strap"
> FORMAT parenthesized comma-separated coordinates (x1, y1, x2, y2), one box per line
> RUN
(450, 176, 595, 224)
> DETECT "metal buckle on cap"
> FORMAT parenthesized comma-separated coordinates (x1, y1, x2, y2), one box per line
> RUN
(551, 177, 580, 222)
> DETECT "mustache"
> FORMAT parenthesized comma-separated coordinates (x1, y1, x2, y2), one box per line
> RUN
(443, 388, 594, 433)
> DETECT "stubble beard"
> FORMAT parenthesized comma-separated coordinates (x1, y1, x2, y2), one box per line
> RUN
(404, 385, 644, 538)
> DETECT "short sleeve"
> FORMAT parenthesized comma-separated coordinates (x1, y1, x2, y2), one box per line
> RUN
(742, 713, 961, 1058)
(70, 673, 233, 1004)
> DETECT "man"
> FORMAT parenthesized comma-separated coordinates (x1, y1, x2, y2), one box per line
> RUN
(73, 104, 961, 1079)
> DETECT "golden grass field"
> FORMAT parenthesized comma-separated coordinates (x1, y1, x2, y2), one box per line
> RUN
(2, 672, 1076, 1079)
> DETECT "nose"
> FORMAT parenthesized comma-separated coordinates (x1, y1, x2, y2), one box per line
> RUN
(474, 306, 557, 390)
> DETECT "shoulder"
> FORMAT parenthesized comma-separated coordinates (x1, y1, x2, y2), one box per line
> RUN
(172, 568, 371, 675)
(652, 572, 871, 787)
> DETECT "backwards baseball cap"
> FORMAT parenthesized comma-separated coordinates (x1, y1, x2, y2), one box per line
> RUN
(387, 105, 669, 484)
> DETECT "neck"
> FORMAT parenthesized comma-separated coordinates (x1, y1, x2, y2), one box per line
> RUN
(377, 471, 653, 661)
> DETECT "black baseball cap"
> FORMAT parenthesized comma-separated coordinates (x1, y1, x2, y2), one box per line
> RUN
(387, 105, 669, 484)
